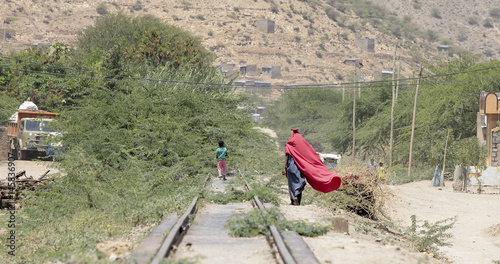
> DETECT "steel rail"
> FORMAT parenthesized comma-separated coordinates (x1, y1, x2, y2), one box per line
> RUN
(246, 182, 297, 264)
(150, 196, 199, 264)
(253, 194, 297, 264)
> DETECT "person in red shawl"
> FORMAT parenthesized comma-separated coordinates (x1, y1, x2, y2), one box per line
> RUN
(282, 128, 342, 205)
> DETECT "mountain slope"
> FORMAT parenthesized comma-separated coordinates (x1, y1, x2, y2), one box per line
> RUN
(370, 0, 500, 60)
(1, 0, 485, 85)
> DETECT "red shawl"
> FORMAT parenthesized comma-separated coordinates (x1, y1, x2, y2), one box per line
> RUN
(285, 129, 341, 193)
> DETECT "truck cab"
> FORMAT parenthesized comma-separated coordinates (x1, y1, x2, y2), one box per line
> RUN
(16, 118, 55, 159)
(8, 102, 58, 160)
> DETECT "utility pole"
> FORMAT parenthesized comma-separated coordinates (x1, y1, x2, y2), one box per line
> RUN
(396, 59, 401, 101)
(273, 32, 276, 66)
(440, 129, 450, 187)
(358, 69, 361, 98)
(2, 28, 5, 54)
(342, 85, 345, 101)
(408, 65, 423, 178)
(352, 66, 357, 160)
(390, 45, 397, 168)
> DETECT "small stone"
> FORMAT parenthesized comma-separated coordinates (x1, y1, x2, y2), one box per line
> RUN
(109, 253, 117, 261)
(375, 238, 382, 242)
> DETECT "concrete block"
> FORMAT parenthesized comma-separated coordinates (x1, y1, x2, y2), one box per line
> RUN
(331, 217, 349, 234)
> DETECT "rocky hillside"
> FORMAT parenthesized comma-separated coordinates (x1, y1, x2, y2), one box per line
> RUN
(0, 0, 490, 85)
(371, 0, 500, 60)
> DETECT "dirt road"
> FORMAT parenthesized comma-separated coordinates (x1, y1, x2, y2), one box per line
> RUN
(277, 179, 500, 264)
(0, 160, 60, 181)
(387, 180, 500, 264)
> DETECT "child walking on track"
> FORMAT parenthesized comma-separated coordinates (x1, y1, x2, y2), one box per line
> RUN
(216, 140, 228, 180)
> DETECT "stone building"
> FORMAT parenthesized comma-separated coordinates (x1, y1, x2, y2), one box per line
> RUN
(256, 20, 275, 33)
(354, 38, 375, 52)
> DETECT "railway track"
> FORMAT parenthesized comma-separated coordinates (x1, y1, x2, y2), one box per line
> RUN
(129, 176, 320, 264)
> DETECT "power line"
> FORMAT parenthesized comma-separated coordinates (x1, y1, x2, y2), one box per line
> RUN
(2, 58, 500, 90)
(4, 55, 500, 86)
(0, 65, 238, 89)
(0, 55, 236, 87)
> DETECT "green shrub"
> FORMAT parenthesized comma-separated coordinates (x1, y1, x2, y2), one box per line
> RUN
(405, 215, 456, 254)
(226, 207, 329, 237)
(96, 3, 108, 15)
(325, 7, 339, 22)
(484, 49, 495, 57)
(386, 164, 433, 185)
(4, 17, 18, 24)
(132, 1, 142, 11)
(431, 8, 441, 19)
(271, 3, 279, 14)
(490, 8, 500, 19)
(483, 18, 494, 28)
(347, 23, 357, 32)
(467, 16, 478, 25)
(228, 12, 238, 19)
(4, 29, 16, 38)
(424, 29, 439, 42)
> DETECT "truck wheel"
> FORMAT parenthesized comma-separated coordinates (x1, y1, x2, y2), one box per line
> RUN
(9, 149, 17, 160)
(17, 149, 24, 160)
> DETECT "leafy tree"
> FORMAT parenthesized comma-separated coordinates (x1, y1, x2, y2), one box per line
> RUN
(75, 13, 214, 74)
(0, 93, 20, 125)
(264, 88, 342, 152)
(1, 43, 75, 110)
(8, 13, 284, 262)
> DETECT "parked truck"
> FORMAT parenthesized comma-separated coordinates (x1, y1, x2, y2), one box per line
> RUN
(7, 101, 58, 160)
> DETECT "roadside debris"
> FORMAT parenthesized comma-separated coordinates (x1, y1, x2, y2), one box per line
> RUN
(0, 170, 50, 209)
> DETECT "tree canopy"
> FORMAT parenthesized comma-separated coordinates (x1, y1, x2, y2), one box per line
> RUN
(264, 54, 500, 168)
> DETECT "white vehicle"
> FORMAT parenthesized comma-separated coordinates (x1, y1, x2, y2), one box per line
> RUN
(317, 153, 341, 167)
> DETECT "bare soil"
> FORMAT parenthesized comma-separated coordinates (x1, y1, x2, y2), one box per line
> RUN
(387, 180, 500, 264)
(278, 179, 500, 264)
(0, 160, 60, 181)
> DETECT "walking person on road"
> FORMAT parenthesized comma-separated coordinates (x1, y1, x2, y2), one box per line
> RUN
(283, 128, 342, 206)
(283, 152, 306, 205)
(216, 140, 228, 180)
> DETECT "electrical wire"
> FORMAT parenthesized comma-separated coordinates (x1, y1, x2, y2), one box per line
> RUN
(2, 55, 500, 90)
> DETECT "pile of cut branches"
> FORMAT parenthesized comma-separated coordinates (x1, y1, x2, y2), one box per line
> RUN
(326, 165, 391, 219)
(0, 170, 50, 209)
